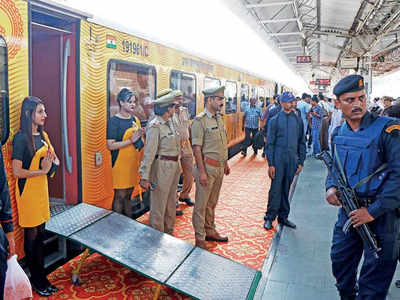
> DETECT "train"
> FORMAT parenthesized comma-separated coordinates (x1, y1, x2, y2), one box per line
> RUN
(0, 0, 293, 259)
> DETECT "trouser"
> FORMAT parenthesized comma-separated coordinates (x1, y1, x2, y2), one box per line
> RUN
(149, 159, 180, 234)
(312, 127, 321, 154)
(265, 155, 297, 221)
(179, 154, 194, 199)
(112, 187, 134, 218)
(0, 230, 8, 300)
(331, 209, 399, 300)
(241, 128, 258, 154)
(193, 164, 224, 240)
(306, 125, 312, 147)
(25, 223, 50, 290)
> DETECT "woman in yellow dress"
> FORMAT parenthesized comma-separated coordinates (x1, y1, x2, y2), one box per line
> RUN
(107, 88, 144, 217)
(12, 96, 59, 296)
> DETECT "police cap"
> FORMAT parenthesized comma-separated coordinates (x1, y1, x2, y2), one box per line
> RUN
(202, 86, 225, 97)
(172, 90, 182, 98)
(279, 91, 295, 103)
(153, 92, 177, 107)
(157, 88, 173, 99)
(333, 74, 365, 98)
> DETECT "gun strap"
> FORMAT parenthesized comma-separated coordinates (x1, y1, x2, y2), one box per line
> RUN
(353, 163, 388, 190)
(334, 145, 348, 185)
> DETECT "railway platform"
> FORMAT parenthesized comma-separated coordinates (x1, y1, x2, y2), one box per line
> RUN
(256, 157, 400, 300)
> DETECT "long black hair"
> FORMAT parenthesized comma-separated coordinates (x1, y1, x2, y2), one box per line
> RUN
(19, 96, 44, 155)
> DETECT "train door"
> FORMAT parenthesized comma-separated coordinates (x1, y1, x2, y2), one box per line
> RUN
(30, 4, 83, 205)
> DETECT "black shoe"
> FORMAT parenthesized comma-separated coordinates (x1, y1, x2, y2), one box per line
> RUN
(279, 219, 297, 229)
(32, 282, 52, 297)
(264, 220, 273, 230)
(47, 284, 59, 293)
(176, 210, 183, 216)
(261, 152, 265, 158)
(241, 151, 247, 156)
(179, 197, 194, 206)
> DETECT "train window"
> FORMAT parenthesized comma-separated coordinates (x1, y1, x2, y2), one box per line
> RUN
(0, 36, 9, 145)
(170, 70, 196, 119)
(108, 60, 156, 121)
(225, 81, 237, 114)
(204, 77, 220, 90)
(258, 87, 265, 108)
(240, 84, 249, 112)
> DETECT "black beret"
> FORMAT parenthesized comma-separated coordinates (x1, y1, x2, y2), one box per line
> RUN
(333, 75, 365, 98)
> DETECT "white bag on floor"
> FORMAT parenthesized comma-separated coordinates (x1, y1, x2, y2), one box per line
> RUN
(4, 255, 32, 300)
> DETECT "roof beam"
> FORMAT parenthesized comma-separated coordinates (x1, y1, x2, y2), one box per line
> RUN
(246, 1, 294, 9)
(269, 31, 303, 36)
(261, 18, 299, 24)
(279, 45, 303, 49)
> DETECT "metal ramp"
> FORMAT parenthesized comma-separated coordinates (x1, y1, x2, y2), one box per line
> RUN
(46, 203, 261, 300)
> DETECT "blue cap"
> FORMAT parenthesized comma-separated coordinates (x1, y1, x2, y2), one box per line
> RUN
(333, 75, 365, 98)
(279, 91, 295, 103)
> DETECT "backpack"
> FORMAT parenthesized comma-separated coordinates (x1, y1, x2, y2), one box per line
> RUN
(253, 130, 265, 150)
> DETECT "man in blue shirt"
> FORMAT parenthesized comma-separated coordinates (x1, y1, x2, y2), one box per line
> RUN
(241, 97, 262, 156)
(326, 75, 400, 300)
(310, 95, 323, 156)
(297, 93, 311, 136)
(264, 92, 306, 230)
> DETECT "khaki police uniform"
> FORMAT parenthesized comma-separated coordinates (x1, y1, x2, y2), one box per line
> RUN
(139, 95, 181, 234)
(192, 106, 228, 241)
(172, 103, 194, 199)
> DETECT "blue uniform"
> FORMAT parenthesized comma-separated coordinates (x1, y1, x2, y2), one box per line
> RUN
(326, 112, 400, 300)
(0, 150, 13, 299)
(265, 110, 306, 221)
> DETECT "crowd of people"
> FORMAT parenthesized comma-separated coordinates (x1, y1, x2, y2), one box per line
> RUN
(0, 73, 400, 299)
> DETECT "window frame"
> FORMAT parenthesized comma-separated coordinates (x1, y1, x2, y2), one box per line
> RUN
(240, 83, 249, 112)
(169, 69, 197, 119)
(107, 59, 157, 120)
(0, 36, 9, 146)
(204, 76, 221, 90)
(225, 80, 238, 115)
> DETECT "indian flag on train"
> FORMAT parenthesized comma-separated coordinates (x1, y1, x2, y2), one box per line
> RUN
(106, 35, 117, 49)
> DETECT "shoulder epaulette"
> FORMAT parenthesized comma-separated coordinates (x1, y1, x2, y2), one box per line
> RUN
(195, 112, 206, 120)
(385, 124, 400, 134)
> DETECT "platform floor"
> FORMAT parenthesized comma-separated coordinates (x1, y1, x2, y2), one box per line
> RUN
(35, 153, 274, 299)
(256, 157, 400, 300)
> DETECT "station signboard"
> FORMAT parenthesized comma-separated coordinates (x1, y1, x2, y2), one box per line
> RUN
(296, 56, 311, 64)
(316, 79, 331, 86)
(340, 57, 358, 69)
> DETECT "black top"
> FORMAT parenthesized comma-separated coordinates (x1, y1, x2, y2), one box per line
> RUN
(12, 132, 44, 194)
(107, 115, 141, 167)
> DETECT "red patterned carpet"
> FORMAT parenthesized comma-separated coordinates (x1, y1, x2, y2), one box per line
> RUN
(34, 154, 275, 299)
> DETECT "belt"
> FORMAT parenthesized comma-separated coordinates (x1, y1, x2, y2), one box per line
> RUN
(155, 155, 179, 162)
(204, 157, 224, 167)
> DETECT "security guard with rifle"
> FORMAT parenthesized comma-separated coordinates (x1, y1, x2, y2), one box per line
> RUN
(325, 74, 400, 300)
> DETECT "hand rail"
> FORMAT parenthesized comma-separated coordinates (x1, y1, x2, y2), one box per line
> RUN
(62, 38, 72, 173)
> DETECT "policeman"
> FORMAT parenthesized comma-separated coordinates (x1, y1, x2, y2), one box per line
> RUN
(264, 92, 306, 230)
(139, 93, 181, 234)
(191, 86, 230, 250)
(326, 75, 400, 300)
(171, 90, 195, 206)
(0, 149, 14, 298)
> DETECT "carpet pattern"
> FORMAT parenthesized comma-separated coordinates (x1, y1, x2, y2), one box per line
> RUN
(34, 154, 275, 299)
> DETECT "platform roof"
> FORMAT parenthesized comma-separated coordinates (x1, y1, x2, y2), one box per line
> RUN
(231, 0, 400, 93)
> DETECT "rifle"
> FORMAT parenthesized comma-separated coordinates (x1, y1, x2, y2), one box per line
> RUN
(317, 151, 381, 259)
